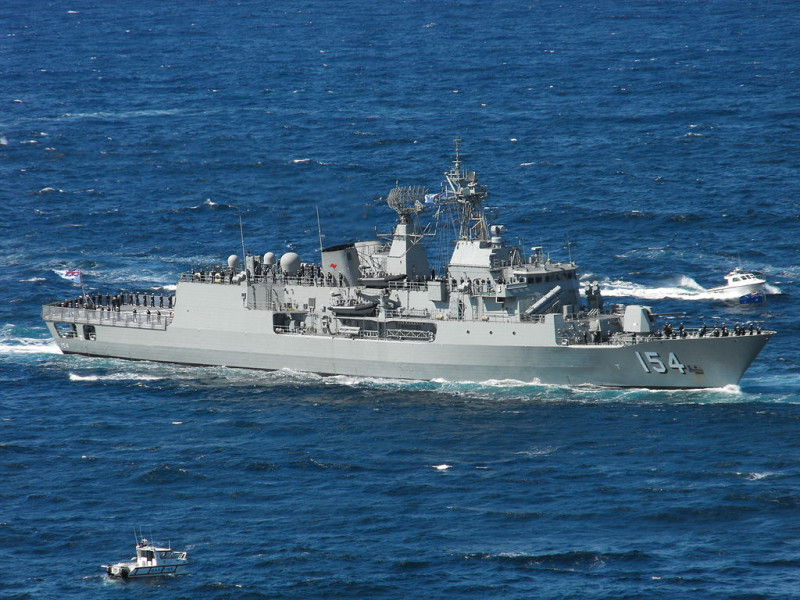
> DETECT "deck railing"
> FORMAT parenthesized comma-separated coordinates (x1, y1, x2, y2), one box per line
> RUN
(42, 304, 173, 330)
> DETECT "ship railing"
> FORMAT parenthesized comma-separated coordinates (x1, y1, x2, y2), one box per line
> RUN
(42, 305, 172, 330)
(247, 299, 282, 311)
(479, 313, 542, 323)
(262, 274, 330, 287)
(386, 280, 428, 292)
(560, 326, 764, 347)
(180, 270, 400, 290)
(562, 307, 625, 322)
(384, 308, 430, 319)
(273, 324, 315, 335)
(181, 270, 445, 293)
(271, 325, 382, 340)
(386, 329, 434, 341)
(519, 313, 546, 323)
(180, 271, 240, 284)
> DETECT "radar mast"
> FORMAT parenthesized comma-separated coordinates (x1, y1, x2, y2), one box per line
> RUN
(385, 184, 428, 224)
(442, 139, 489, 241)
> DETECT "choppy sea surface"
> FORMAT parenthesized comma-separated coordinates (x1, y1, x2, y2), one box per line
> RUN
(2, 1, 799, 598)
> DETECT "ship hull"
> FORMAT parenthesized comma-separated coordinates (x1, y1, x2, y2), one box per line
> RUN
(44, 285, 770, 389)
(106, 563, 186, 578)
(47, 336, 771, 389)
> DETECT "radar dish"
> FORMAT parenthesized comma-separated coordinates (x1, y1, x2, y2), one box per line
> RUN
(386, 185, 428, 219)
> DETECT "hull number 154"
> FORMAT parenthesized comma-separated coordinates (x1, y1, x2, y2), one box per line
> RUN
(635, 351, 685, 374)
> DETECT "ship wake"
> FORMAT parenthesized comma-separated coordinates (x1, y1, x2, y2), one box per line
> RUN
(595, 275, 780, 301)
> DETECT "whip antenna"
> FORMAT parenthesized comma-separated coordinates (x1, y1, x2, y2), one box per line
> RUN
(316, 205, 324, 258)
(239, 214, 246, 261)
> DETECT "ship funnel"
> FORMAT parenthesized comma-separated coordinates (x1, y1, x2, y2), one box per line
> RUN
(321, 244, 360, 286)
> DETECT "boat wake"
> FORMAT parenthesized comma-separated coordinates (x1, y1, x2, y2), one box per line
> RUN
(0, 336, 61, 355)
(595, 275, 780, 301)
(68, 372, 165, 383)
(312, 373, 747, 404)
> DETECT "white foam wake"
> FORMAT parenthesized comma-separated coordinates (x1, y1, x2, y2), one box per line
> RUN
(68, 372, 164, 382)
(0, 337, 61, 355)
(597, 275, 778, 301)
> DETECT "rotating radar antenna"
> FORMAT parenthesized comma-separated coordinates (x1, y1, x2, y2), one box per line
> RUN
(385, 184, 428, 223)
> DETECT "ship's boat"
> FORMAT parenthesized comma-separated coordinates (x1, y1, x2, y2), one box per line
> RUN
(707, 268, 767, 302)
(358, 274, 407, 288)
(708, 268, 766, 296)
(329, 300, 379, 317)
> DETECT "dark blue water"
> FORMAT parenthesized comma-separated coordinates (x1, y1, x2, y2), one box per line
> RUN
(2, 1, 799, 598)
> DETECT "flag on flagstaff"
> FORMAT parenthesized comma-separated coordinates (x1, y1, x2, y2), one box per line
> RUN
(57, 269, 83, 285)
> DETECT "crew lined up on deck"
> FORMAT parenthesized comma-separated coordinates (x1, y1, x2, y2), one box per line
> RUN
(187, 263, 515, 294)
(56, 292, 174, 311)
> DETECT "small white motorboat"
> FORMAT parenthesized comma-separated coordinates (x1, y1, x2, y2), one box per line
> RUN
(102, 535, 188, 579)
(707, 268, 766, 302)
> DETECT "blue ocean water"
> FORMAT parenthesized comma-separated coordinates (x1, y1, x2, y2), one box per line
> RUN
(2, 1, 800, 598)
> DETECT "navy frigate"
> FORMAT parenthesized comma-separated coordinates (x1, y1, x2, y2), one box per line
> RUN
(42, 145, 772, 388)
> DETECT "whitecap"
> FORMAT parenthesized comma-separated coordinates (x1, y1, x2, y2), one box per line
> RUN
(69, 373, 99, 382)
(744, 472, 774, 481)
(516, 447, 557, 457)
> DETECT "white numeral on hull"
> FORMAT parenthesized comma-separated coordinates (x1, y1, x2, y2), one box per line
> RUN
(635, 351, 686, 374)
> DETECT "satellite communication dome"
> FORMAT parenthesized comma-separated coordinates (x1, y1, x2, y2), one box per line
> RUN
(280, 252, 301, 275)
(263, 252, 276, 266)
(228, 255, 240, 270)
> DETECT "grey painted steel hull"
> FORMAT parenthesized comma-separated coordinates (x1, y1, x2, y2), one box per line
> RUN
(44, 282, 771, 389)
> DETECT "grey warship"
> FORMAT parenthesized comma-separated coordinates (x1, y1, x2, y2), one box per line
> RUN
(42, 145, 772, 388)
